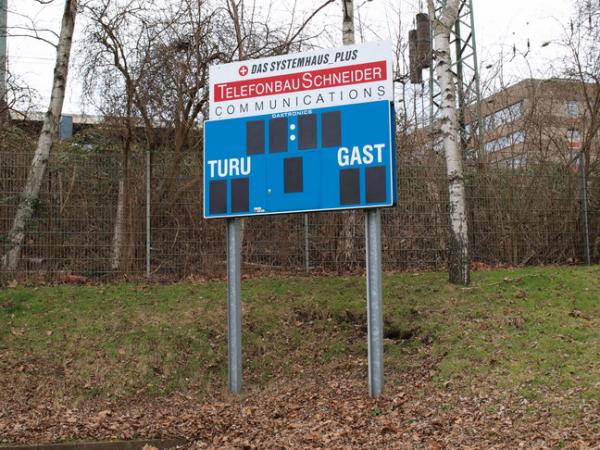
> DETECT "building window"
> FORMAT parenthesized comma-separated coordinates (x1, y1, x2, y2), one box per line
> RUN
(484, 114, 495, 132)
(567, 128, 581, 141)
(464, 122, 472, 137)
(566, 127, 581, 150)
(484, 130, 525, 153)
(567, 100, 579, 117)
(502, 101, 524, 122)
(482, 101, 524, 133)
(498, 154, 528, 169)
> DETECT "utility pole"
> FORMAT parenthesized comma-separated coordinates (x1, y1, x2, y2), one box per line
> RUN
(0, 0, 8, 123)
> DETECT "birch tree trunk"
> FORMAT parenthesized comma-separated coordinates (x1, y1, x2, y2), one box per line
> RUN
(2, 0, 78, 272)
(342, 0, 354, 45)
(338, 0, 357, 269)
(0, 0, 9, 125)
(226, 0, 248, 246)
(428, 0, 470, 285)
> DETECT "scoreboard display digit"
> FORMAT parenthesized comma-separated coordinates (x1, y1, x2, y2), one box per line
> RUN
(203, 100, 396, 218)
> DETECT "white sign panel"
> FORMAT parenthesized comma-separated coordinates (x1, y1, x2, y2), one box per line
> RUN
(209, 41, 394, 120)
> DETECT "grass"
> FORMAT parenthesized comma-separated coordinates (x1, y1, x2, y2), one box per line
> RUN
(1, 265, 599, 421)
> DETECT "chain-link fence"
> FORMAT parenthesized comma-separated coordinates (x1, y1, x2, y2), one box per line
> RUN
(1, 126, 598, 281)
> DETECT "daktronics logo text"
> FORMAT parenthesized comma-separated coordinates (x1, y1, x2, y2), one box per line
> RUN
(215, 60, 386, 102)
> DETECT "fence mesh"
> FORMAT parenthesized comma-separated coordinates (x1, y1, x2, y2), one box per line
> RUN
(1, 126, 598, 281)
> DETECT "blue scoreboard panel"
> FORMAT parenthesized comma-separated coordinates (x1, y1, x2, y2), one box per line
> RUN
(203, 100, 396, 218)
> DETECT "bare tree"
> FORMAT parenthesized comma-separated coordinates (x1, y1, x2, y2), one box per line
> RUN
(80, 0, 334, 271)
(0, 70, 40, 124)
(81, 0, 156, 270)
(2, 0, 78, 272)
(428, 0, 470, 285)
(562, 0, 600, 171)
(561, 0, 600, 264)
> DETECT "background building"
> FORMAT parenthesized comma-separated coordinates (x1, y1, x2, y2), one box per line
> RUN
(466, 78, 599, 169)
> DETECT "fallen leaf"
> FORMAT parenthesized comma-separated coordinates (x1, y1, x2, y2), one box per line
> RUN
(61, 274, 88, 284)
(97, 409, 112, 419)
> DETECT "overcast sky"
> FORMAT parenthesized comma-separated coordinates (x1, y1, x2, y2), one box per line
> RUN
(4, 0, 575, 115)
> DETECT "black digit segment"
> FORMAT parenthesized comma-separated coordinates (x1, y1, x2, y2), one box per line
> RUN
(246, 120, 265, 155)
(209, 180, 227, 214)
(365, 166, 387, 203)
(231, 178, 250, 212)
(298, 114, 317, 150)
(321, 111, 341, 147)
(340, 168, 360, 205)
(284, 157, 303, 193)
(269, 117, 288, 153)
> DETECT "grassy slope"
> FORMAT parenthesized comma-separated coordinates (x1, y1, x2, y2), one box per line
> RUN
(1, 266, 599, 426)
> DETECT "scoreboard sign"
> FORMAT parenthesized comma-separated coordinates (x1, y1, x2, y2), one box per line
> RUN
(204, 42, 396, 218)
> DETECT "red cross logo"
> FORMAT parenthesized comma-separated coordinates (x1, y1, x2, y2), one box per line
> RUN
(239, 65, 248, 76)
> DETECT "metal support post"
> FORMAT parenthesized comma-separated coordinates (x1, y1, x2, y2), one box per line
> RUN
(365, 208, 384, 397)
(145, 149, 151, 279)
(227, 218, 243, 394)
(580, 152, 591, 265)
(304, 214, 309, 272)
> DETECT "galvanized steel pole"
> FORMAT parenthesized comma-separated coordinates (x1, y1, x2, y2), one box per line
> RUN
(227, 218, 242, 394)
(304, 214, 309, 272)
(145, 149, 151, 279)
(366, 209, 384, 397)
(580, 152, 591, 265)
